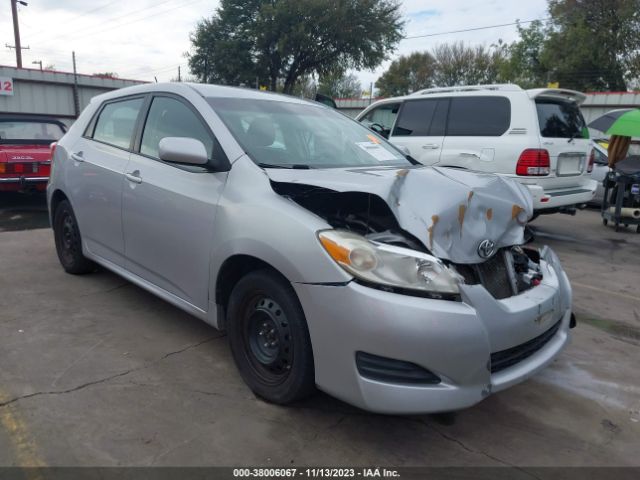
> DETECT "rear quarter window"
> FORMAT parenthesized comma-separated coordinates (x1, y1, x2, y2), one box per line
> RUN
(446, 96, 511, 136)
(536, 99, 587, 139)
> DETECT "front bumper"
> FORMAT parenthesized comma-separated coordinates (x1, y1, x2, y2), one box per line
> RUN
(294, 247, 572, 414)
(521, 179, 597, 211)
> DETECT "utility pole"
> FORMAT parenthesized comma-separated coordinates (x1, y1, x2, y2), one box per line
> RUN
(178, 65, 181, 82)
(72, 51, 80, 118)
(10, 0, 29, 68)
(32, 60, 42, 71)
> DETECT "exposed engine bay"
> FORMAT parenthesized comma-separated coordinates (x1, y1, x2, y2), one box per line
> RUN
(271, 181, 543, 299)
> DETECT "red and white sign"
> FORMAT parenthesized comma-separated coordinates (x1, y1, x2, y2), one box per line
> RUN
(0, 77, 14, 96)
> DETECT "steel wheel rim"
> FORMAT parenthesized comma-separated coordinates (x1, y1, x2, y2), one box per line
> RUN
(60, 211, 79, 263)
(243, 295, 292, 385)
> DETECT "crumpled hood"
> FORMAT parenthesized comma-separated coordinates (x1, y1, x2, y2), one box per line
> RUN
(267, 165, 533, 264)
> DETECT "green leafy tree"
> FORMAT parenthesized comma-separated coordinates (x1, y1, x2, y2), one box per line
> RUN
(375, 52, 436, 96)
(318, 71, 362, 98)
(188, 0, 404, 94)
(502, 20, 548, 88)
(431, 42, 508, 87)
(541, 0, 640, 91)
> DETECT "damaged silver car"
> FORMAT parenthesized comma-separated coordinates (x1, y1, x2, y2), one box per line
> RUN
(47, 83, 575, 414)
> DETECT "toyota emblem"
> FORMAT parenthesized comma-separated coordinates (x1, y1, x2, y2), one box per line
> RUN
(477, 239, 496, 259)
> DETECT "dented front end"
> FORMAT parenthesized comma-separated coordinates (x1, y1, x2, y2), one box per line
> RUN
(268, 165, 544, 301)
(268, 165, 573, 414)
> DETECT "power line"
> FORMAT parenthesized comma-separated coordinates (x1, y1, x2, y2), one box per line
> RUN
(403, 18, 547, 40)
(32, 0, 180, 44)
(67, 0, 205, 41)
(26, 0, 123, 43)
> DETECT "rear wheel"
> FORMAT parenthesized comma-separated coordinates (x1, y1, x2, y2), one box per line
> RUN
(227, 270, 315, 404)
(53, 200, 95, 274)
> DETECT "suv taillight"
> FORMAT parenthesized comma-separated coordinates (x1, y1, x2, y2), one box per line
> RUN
(516, 149, 550, 176)
(587, 149, 595, 173)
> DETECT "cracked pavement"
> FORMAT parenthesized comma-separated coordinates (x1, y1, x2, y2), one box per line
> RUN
(0, 209, 639, 467)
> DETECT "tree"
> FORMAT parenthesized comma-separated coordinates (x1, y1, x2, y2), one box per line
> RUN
(540, 0, 640, 91)
(431, 42, 508, 87)
(375, 52, 436, 96)
(502, 20, 548, 88)
(318, 71, 362, 98)
(188, 0, 404, 94)
(291, 75, 318, 97)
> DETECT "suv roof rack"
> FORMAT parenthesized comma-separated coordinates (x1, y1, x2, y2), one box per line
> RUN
(410, 84, 523, 96)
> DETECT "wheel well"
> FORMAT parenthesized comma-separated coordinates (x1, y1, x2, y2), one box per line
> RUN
(215, 255, 285, 329)
(50, 190, 69, 221)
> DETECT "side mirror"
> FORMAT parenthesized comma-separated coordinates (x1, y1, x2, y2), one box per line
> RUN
(158, 137, 208, 165)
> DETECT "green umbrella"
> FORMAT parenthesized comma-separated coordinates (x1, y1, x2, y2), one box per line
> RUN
(588, 108, 640, 137)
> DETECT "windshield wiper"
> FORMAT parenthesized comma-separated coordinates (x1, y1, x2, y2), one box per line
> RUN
(257, 162, 311, 169)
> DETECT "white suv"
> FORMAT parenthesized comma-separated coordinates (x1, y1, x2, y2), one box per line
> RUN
(356, 84, 597, 214)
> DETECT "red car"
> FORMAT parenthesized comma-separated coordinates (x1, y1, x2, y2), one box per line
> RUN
(0, 115, 66, 192)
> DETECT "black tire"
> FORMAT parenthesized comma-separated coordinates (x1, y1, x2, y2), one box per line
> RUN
(53, 199, 95, 274)
(227, 269, 315, 404)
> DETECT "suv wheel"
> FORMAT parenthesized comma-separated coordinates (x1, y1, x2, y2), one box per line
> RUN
(227, 270, 315, 404)
(53, 199, 95, 274)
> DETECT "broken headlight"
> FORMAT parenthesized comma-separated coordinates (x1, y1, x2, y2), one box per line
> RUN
(318, 230, 463, 298)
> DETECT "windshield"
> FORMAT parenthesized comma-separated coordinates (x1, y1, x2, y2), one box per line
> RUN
(0, 120, 65, 142)
(207, 98, 410, 168)
(535, 99, 587, 139)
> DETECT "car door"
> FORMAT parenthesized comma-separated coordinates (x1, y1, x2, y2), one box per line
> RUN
(66, 96, 145, 266)
(439, 96, 511, 171)
(388, 98, 447, 166)
(122, 94, 228, 311)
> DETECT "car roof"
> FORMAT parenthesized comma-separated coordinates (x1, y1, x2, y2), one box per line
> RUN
(361, 84, 587, 112)
(88, 82, 320, 107)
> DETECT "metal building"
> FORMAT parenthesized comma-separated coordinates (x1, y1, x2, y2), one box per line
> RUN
(0, 65, 145, 126)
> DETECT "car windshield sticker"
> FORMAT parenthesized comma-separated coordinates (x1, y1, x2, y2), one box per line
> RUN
(356, 142, 397, 161)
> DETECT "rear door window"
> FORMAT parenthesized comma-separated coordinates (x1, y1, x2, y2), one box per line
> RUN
(446, 96, 511, 136)
(536, 99, 587, 139)
(393, 99, 443, 137)
(92, 98, 144, 149)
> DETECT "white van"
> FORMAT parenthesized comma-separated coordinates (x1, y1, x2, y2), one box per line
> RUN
(356, 84, 597, 214)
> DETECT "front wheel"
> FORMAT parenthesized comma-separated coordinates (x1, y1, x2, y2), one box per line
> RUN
(53, 200, 96, 274)
(227, 270, 315, 404)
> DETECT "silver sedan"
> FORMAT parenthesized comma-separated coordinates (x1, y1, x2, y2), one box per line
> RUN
(47, 83, 574, 414)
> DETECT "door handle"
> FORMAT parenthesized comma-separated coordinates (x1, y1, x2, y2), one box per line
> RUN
(125, 172, 142, 184)
(422, 144, 440, 149)
(460, 152, 480, 158)
(70, 151, 84, 162)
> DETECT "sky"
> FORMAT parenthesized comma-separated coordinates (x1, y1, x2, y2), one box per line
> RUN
(1, 0, 548, 92)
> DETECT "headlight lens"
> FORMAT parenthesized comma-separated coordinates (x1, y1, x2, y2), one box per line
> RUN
(318, 230, 463, 297)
